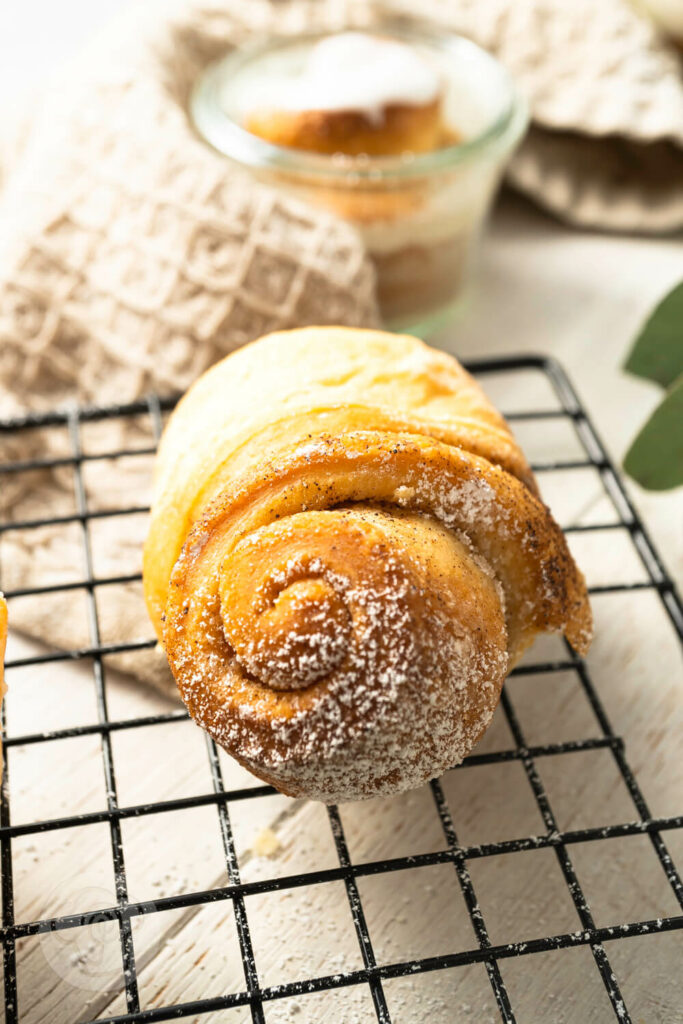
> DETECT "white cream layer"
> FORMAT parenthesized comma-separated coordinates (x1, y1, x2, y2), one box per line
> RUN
(239, 32, 441, 123)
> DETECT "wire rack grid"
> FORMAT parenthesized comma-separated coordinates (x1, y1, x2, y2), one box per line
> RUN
(0, 354, 681, 1024)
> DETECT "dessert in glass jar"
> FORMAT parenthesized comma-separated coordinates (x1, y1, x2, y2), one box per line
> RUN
(192, 25, 527, 335)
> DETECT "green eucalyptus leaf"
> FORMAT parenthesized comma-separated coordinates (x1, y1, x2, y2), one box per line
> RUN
(623, 374, 683, 491)
(624, 280, 683, 388)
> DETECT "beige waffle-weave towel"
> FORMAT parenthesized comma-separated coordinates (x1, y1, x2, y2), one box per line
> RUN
(0, 0, 378, 418)
(381, 0, 683, 232)
(0, 0, 379, 695)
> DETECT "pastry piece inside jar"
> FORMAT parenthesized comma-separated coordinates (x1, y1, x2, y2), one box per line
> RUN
(242, 31, 456, 157)
(194, 27, 526, 333)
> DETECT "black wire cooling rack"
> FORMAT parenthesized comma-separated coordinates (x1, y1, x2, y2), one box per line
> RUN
(0, 354, 681, 1024)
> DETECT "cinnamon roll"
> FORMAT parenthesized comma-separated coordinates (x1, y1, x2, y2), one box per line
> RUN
(143, 327, 591, 802)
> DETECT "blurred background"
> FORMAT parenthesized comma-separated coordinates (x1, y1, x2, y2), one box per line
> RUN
(1, 0, 681, 584)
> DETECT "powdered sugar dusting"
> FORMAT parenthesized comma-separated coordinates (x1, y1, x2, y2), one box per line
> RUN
(169, 502, 509, 802)
(162, 429, 589, 802)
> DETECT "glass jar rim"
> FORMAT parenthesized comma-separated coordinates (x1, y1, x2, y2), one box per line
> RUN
(190, 24, 528, 182)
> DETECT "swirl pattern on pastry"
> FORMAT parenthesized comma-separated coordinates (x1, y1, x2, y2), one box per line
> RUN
(144, 328, 591, 802)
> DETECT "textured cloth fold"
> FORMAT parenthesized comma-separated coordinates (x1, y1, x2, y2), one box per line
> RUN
(381, 0, 683, 232)
(0, 0, 379, 694)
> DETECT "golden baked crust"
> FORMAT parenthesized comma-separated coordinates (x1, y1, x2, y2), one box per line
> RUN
(245, 98, 450, 156)
(143, 327, 591, 802)
(144, 327, 537, 631)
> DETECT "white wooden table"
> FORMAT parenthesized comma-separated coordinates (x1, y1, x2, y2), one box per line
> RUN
(3, 4, 682, 1022)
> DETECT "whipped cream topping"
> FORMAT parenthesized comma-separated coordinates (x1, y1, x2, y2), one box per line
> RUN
(247, 32, 441, 122)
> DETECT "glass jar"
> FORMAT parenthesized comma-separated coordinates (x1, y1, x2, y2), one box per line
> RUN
(191, 24, 527, 336)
